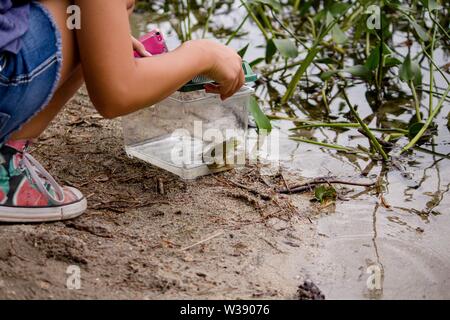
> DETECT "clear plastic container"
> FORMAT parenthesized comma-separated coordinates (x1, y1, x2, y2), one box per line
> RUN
(122, 86, 253, 179)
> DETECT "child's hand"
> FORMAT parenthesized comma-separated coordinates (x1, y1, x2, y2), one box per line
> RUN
(186, 40, 245, 100)
(132, 36, 152, 57)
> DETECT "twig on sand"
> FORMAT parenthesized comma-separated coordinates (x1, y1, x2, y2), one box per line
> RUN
(280, 171, 291, 194)
(156, 177, 165, 195)
(259, 237, 286, 254)
(278, 177, 376, 194)
(224, 179, 273, 200)
(92, 199, 169, 211)
(181, 231, 224, 251)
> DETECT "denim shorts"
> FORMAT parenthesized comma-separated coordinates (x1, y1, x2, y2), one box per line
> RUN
(0, 1, 62, 145)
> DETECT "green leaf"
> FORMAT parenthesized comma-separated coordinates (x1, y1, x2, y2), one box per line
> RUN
(329, 3, 351, 16)
(314, 185, 337, 204)
(237, 44, 250, 58)
(249, 57, 265, 67)
(420, 0, 442, 11)
(272, 39, 299, 59)
(319, 66, 370, 80)
(382, 43, 394, 55)
(365, 44, 394, 71)
(428, 0, 442, 11)
(342, 65, 371, 78)
(325, 12, 334, 29)
(248, 96, 272, 133)
(326, 11, 347, 44)
(408, 121, 433, 144)
(399, 58, 413, 82)
(410, 20, 430, 42)
(265, 38, 277, 64)
(299, 0, 314, 16)
(408, 122, 425, 139)
(365, 46, 380, 71)
(320, 70, 337, 81)
(384, 57, 402, 68)
(332, 25, 348, 44)
(400, 54, 422, 86)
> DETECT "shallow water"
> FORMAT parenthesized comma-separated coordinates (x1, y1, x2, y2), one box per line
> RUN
(131, 3, 450, 299)
(279, 137, 450, 299)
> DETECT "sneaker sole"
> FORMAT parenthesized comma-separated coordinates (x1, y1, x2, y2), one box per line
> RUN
(0, 197, 87, 223)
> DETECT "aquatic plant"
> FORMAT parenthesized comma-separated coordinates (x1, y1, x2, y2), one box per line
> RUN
(136, 0, 450, 161)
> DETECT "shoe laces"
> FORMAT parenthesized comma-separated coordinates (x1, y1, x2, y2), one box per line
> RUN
(20, 151, 66, 205)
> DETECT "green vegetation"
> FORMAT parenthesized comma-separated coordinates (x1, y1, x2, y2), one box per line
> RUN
(314, 184, 337, 204)
(136, 0, 450, 162)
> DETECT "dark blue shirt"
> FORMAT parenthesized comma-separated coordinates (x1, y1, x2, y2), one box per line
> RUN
(0, 0, 30, 54)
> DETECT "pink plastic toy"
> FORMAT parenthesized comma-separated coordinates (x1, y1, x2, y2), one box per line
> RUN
(133, 29, 168, 57)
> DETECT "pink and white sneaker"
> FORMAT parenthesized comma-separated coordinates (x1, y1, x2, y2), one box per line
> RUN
(0, 140, 87, 222)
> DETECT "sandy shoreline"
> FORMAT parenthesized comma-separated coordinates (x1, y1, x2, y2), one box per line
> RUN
(0, 88, 323, 299)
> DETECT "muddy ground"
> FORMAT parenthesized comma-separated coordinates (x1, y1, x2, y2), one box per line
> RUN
(0, 88, 326, 299)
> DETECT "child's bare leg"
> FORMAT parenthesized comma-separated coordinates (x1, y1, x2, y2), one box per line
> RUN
(11, 0, 81, 140)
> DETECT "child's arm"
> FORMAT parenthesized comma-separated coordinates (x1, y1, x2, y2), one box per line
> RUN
(75, 0, 245, 119)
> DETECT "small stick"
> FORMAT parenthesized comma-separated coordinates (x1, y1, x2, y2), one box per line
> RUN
(157, 178, 165, 195)
(181, 231, 224, 251)
(280, 177, 331, 191)
(278, 179, 376, 194)
(226, 179, 273, 201)
(259, 237, 286, 254)
(280, 171, 291, 194)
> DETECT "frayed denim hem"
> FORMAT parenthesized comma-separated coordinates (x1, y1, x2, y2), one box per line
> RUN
(0, 1, 63, 146)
